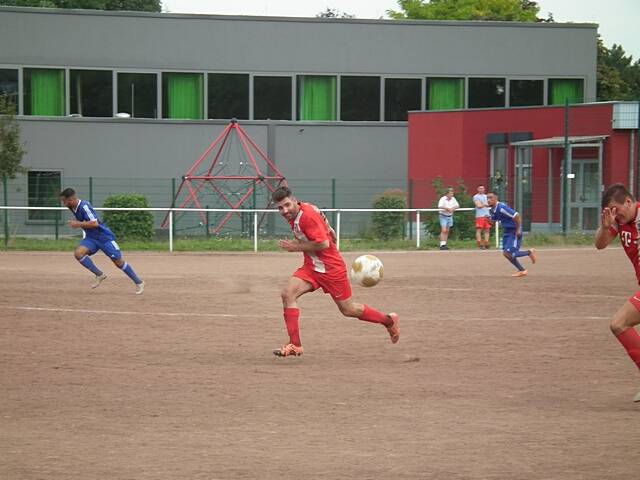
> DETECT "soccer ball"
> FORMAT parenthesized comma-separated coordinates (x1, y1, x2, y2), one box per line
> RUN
(350, 254, 384, 287)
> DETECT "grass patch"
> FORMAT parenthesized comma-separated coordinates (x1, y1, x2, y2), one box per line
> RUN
(0, 233, 595, 253)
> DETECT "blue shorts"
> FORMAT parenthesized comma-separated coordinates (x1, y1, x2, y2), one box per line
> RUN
(80, 237, 122, 260)
(439, 214, 453, 228)
(502, 231, 521, 254)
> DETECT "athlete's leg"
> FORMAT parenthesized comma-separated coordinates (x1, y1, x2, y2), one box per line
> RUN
(475, 224, 482, 248)
(103, 238, 143, 287)
(280, 275, 314, 347)
(334, 297, 399, 343)
(611, 300, 640, 370)
(74, 242, 103, 277)
(112, 257, 143, 285)
(483, 228, 490, 248)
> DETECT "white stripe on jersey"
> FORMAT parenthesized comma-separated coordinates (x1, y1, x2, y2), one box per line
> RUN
(293, 209, 326, 273)
(82, 204, 97, 221)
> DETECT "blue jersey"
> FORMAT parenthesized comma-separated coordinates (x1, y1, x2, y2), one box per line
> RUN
(69, 199, 115, 241)
(490, 201, 519, 230)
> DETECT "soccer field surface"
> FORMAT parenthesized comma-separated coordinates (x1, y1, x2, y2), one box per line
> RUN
(2, 248, 639, 479)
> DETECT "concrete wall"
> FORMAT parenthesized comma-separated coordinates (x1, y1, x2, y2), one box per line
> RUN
(1, 8, 597, 87)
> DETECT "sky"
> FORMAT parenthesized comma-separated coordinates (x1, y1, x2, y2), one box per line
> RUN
(161, 0, 640, 61)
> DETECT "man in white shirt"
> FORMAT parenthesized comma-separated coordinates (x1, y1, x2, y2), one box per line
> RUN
(473, 185, 491, 249)
(437, 187, 459, 250)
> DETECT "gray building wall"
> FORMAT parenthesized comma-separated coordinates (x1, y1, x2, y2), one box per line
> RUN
(0, 7, 597, 236)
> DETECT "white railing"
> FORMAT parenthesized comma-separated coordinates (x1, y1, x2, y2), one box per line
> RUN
(0, 206, 500, 252)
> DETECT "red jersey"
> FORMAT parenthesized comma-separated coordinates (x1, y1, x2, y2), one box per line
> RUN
(288, 202, 346, 274)
(610, 201, 640, 284)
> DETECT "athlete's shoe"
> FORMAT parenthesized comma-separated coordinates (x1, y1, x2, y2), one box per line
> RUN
(634, 389, 640, 403)
(135, 281, 145, 295)
(91, 273, 107, 289)
(511, 270, 528, 277)
(273, 343, 304, 357)
(386, 312, 400, 344)
(529, 248, 537, 264)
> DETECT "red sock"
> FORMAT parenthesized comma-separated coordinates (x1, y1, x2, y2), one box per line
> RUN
(616, 327, 640, 370)
(284, 308, 301, 347)
(358, 304, 390, 325)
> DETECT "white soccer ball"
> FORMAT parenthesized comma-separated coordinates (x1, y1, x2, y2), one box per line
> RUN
(350, 254, 384, 287)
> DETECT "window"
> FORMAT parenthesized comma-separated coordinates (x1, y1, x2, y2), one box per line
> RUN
(24, 68, 65, 116)
(162, 73, 204, 119)
(208, 73, 249, 120)
(0, 69, 19, 113)
(28, 171, 62, 221)
(509, 80, 544, 107)
(70, 69, 113, 117)
(254, 76, 292, 120)
(117, 73, 157, 118)
(468, 78, 506, 109)
(426, 77, 464, 110)
(384, 78, 421, 121)
(297, 75, 336, 121)
(340, 76, 380, 121)
(548, 79, 584, 105)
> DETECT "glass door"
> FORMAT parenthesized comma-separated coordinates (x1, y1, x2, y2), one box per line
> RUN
(570, 160, 599, 232)
(490, 145, 508, 202)
(514, 147, 532, 231)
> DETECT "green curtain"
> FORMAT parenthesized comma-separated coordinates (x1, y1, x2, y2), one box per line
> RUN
(428, 78, 464, 110)
(298, 76, 336, 121)
(549, 79, 584, 105)
(31, 69, 64, 116)
(166, 73, 203, 119)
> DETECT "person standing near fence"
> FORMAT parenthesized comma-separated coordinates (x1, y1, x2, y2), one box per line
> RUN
(59, 188, 145, 294)
(271, 186, 399, 357)
(473, 185, 491, 249)
(438, 187, 459, 251)
(594, 183, 640, 403)
(487, 190, 536, 277)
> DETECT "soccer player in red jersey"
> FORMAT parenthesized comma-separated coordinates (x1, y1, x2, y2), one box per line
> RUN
(272, 186, 399, 357)
(595, 183, 640, 403)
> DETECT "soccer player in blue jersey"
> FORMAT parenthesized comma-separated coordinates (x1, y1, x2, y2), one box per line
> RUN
(487, 191, 537, 277)
(59, 188, 144, 294)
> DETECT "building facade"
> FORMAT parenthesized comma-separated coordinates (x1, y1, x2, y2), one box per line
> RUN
(0, 7, 598, 235)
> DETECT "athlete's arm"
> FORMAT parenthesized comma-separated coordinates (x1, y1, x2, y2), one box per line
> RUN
(279, 238, 329, 252)
(594, 207, 617, 249)
(68, 219, 99, 229)
(514, 212, 522, 238)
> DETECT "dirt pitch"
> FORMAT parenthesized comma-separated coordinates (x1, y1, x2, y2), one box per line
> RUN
(2, 247, 640, 479)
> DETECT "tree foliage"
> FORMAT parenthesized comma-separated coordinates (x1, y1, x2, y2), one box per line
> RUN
(597, 37, 640, 101)
(0, 96, 26, 179)
(316, 7, 355, 19)
(0, 0, 161, 11)
(387, 0, 545, 22)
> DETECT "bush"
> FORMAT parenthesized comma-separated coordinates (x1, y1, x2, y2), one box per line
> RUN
(425, 177, 475, 240)
(102, 193, 154, 241)
(372, 188, 407, 240)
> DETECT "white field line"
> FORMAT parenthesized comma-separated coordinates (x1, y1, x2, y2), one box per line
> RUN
(1, 305, 609, 322)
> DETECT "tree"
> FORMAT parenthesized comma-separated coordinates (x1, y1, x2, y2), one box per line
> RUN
(316, 7, 355, 19)
(597, 38, 640, 101)
(387, 0, 545, 22)
(0, 96, 27, 179)
(0, 0, 161, 11)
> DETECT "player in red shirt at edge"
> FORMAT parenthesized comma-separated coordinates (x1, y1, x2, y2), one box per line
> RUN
(272, 186, 399, 357)
(595, 184, 640, 403)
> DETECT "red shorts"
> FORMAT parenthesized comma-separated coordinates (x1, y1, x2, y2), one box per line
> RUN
(475, 217, 491, 230)
(629, 291, 640, 311)
(293, 265, 352, 301)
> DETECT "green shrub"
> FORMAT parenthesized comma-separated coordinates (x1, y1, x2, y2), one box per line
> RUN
(425, 177, 475, 240)
(102, 193, 154, 241)
(372, 188, 407, 240)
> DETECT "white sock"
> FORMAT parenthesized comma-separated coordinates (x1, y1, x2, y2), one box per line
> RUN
(440, 241, 446, 246)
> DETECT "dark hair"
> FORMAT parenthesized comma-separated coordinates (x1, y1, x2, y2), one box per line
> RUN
(601, 183, 634, 209)
(272, 186, 292, 203)
(59, 188, 76, 199)
(487, 190, 498, 197)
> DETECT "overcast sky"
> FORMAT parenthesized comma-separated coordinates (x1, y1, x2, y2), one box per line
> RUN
(162, 0, 640, 61)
